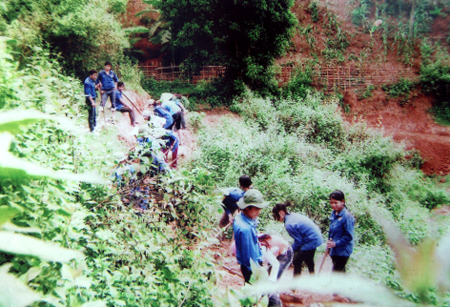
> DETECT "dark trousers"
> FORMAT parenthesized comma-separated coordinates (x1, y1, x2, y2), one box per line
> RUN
(86, 98, 97, 132)
(331, 255, 349, 272)
(169, 112, 182, 130)
(119, 106, 136, 125)
(101, 88, 116, 108)
(293, 249, 316, 275)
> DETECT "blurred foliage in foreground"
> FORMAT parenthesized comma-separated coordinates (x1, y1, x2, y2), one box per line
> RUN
(0, 37, 220, 306)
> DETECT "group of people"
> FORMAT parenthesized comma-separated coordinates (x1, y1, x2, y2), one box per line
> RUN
(222, 176, 355, 305)
(84, 61, 140, 132)
(84, 61, 190, 169)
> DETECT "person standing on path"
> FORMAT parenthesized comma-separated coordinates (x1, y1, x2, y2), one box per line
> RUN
(234, 189, 281, 307)
(219, 175, 252, 228)
(273, 202, 323, 276)
(84, 69, 100, 132)
(96, 61, 119, 120)
(326, 190, 355, 272)
(233, 189, 269, 283)
(115, 82, 138, 126)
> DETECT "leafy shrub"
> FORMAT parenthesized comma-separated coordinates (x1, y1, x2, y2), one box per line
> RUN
(1, 0, 129, 78)
(382, 78, 415, 105)
(282, 65, 313, 99)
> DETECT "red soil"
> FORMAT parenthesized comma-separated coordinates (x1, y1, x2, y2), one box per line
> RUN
(343, 89, 450, 175)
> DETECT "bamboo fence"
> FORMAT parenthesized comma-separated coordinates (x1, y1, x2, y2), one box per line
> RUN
(139, 63, 417, 90)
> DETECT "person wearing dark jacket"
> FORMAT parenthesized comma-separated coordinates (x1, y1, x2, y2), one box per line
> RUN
(273, 202, 323, 275)
(326, 190, 355, 272)
(84, 69, 100, 132)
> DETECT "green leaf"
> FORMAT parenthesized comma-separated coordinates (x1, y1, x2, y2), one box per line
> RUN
(0, 207, 21, 227)
(0, 110, 52, 134)
(0, 133, 107, 184)
(0, 231, 84, 262)
(0, 265, 43, 307)
(124, 26, 150, 35)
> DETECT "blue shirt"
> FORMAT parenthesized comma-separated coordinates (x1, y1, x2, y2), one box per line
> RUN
(329, 207, 355, 257)
(96, 70, 118, 90)
(115, 90, 124, 110)
(154, 106, 173, 129)
(161, 100, 181, 115)
(233, 212, 263, 271)
(284, 213, 323, 252)
(222, 188, 244, 215)
(84, 77, 97, 99)
(163, 130, 179, 152)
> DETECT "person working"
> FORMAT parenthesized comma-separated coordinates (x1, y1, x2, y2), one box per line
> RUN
(150, 100, 173, 129)
(115, 82, 138, 126)
(234, 189, 281, 306)
(273, 202, 323, 276)
(219, 175, 252, 228)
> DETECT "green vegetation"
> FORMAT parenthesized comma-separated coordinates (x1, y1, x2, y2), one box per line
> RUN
(420, 45, 450, 124)
(193, 91, 450, 304)
(156, 0, 298, 97)
(382, 78, 416, 106)
(0, 37, 219, 306)
(0, 0, 130, 78)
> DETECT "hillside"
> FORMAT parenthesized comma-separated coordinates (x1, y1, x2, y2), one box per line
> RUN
(125, 0, 450, 176)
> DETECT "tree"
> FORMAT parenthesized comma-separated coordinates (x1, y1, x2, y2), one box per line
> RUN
(158, 0, 297, 96)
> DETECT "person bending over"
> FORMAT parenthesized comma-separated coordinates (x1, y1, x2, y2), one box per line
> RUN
(273, 202, 323, 276)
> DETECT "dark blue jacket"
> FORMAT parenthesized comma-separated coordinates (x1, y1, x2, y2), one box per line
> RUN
(84, 77, 97, 99)
(329, 207, 355, 257)
(222, 188, 244, 215)
(96, 70, 118, 90)
(284, 213, 323, 252)
(154, 106, 174, 129)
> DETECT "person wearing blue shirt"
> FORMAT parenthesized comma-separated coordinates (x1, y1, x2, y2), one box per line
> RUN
(150, 100, 174, 129)
(273, 202, 323, 276)
(96, 61, 119, 116)
(115, 82, 138, 126)
(326, 190, 355, 272)
(219, 175, 252, 228)
(233, 189, 270, 282)
(161, 130, 179, 168)
(84, 69, 100, 132)
(161, 98, 182, 130)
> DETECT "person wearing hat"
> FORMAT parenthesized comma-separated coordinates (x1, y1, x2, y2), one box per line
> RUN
(233, 189, 270, 283)
(234, 190, 282, 307)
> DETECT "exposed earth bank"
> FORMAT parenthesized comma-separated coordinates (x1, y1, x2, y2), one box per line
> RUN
(343, 89, 450, 176)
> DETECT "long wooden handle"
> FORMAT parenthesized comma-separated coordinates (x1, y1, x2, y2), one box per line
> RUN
(318, 247, 330, 273)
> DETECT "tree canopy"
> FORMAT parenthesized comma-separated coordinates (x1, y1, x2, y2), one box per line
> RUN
(158, 0, 297, 95)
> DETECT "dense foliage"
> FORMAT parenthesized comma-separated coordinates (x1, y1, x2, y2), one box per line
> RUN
(0, 0, 129, 78)
(157, 0, 297, 96)
(0, 38, 220, 306)
(420, 45, 450, 124)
